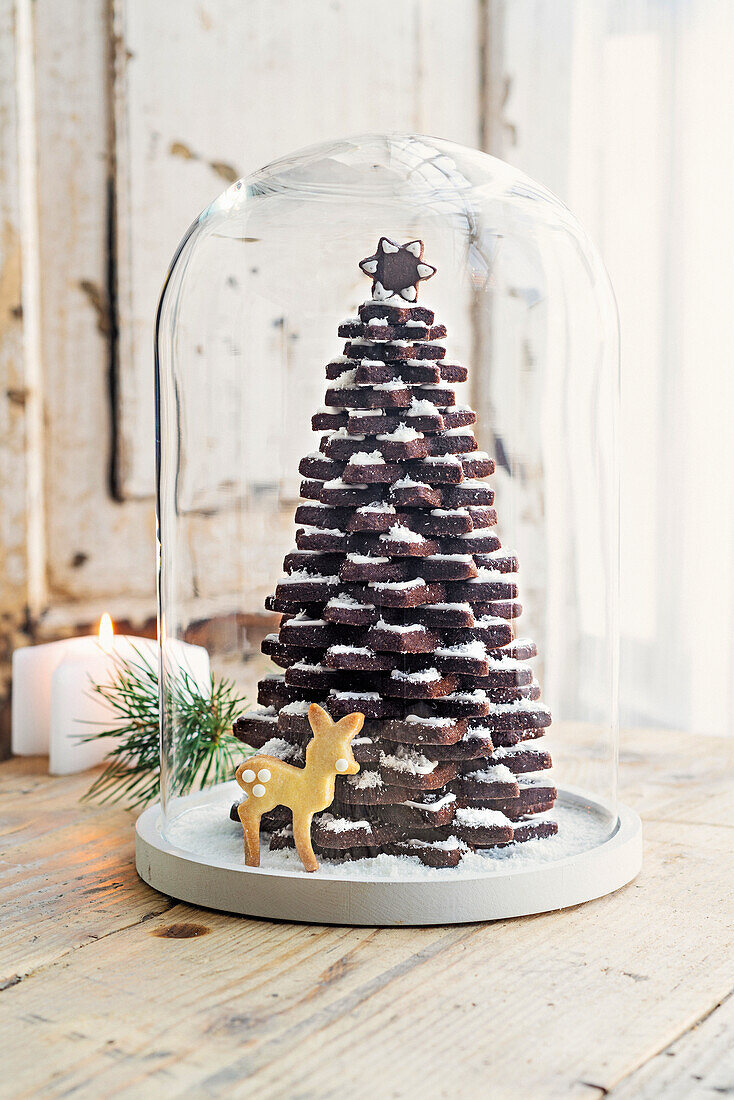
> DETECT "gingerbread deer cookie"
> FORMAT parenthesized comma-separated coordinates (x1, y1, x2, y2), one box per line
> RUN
(236, 703, 364, 872)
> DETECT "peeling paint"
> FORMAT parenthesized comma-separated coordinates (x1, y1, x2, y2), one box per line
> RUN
(78, 279, 111, 337)
(169, 140, 196, 161)
(0, 222, 22, 336)
(6, 388, 28, 408)
(168, 142, 240, 184)
(209, 160, 239, 183)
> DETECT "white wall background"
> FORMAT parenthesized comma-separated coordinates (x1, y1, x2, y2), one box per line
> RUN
(1, 0, 732, 742)
(498, 0, 734, 738)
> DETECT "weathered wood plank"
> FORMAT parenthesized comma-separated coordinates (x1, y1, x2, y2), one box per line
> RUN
(0, 0, 46, 755)
(106, 0, 485, 633)
(32, 0, 153, 608)
(617, 728, 734, 826)
(0, 761, 172, 988)
(0, 732, 732, 1097)
(2, 818, 732, 1098)
(476, 0, 583, 706)
(609, 990, 734, 1100)
(113, 0, 482, 500)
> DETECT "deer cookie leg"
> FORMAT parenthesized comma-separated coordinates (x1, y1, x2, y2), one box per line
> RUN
(238, 804, 262, 868)
(293, 810, 318, 873)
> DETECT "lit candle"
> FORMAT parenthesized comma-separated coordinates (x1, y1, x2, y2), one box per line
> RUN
(12, 615, 210, 775)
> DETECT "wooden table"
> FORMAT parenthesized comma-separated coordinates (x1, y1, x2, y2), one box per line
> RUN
(1, 729, 732, 1099)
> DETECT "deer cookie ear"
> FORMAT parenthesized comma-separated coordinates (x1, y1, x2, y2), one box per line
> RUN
(308, 703, 334, 737)
(336, 711, 365, 739)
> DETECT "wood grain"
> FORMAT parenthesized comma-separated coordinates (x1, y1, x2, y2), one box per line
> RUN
(0, 0, 46, 754)
(32, 0, 154, 606)
(610, 989, 734, 1100)
(0, 730, 731, 1098)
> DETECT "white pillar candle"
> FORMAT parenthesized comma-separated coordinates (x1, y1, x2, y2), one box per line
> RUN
(49, 643, 144, 776)
(12, 616, 211, 775)
(12, 636, 101, 756)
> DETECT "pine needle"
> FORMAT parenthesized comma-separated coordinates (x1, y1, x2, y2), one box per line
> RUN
(81, 644, 248, 807)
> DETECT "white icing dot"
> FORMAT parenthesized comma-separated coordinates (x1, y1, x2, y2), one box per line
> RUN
(335, 758, 349, 773)
(257, 769, 271, 782)
(381, 239, 399, 253)
(241, 769, 256, 783)
(252, 783, 266, 797)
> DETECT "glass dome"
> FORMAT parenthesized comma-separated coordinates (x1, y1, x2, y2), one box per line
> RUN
(144, 133, 637, 922)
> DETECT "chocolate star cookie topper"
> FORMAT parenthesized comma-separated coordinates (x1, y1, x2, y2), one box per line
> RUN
(359, 237, 436, 302)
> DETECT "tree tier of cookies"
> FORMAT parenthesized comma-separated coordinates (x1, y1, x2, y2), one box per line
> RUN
(234, 248, 557, 868)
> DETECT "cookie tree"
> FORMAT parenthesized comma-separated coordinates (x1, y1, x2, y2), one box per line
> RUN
(234, 238, 557, 867)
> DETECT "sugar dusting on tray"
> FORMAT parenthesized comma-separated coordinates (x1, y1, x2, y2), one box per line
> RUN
(166, 783, 612, 882)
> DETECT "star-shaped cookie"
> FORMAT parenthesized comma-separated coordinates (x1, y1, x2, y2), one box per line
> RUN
(359, 237, 436, 302)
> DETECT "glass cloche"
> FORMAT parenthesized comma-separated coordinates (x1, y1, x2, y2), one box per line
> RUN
(137, 133, 642, 924)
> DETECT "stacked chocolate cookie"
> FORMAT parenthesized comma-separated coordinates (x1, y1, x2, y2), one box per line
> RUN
(233, 242, 557, 868)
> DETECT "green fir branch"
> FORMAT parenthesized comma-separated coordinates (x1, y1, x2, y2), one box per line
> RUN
(81, 644, 248, 807)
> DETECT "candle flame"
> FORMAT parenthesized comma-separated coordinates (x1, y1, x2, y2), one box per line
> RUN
(99, 613, 114, 653)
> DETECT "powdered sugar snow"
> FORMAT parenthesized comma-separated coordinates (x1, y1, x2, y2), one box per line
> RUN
(164, 784, 614, 882)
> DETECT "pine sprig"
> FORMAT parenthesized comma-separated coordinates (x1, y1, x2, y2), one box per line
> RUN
(81, 644, 248, 807)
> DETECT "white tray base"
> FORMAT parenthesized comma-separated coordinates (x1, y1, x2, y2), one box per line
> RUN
(135, 784, 642, 925)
